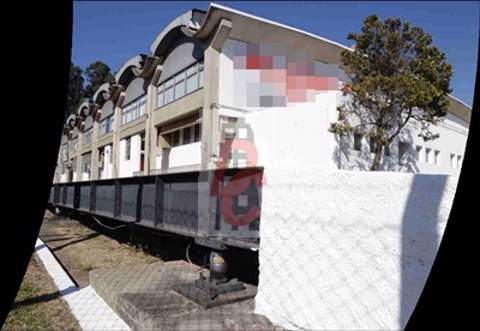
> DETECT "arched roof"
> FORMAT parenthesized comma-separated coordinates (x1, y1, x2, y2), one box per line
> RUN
(76, 100, 91, 118)
(66, 114, 77, 129)
(92, 82, 112, 107)
(149, 9, 206, 58)
(115, 54, 146, 86)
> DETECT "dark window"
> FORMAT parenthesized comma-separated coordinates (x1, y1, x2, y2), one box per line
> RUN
(398, 141, 410, 164)
(125, 137, 131, 161)
(184, 126, 192, 144)
(384, 144, 391, 156)
(353, 133, 362, 151)
(172, 130, 180, 147)
(369, 137, 376, 153)
(194, 124, 201, 142)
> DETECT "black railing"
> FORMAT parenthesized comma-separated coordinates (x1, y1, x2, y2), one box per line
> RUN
(48, 167, 263, 249)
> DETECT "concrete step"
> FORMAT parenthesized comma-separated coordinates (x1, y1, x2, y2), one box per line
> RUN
(90, 261, 277, 330)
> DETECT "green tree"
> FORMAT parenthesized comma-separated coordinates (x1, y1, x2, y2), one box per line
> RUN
(83, 61, 114, 99)
(329, 15, 452, 170)
(67, 63, 85, 116)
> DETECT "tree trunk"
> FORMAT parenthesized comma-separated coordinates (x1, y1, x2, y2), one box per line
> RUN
(370, 144, 383, 171)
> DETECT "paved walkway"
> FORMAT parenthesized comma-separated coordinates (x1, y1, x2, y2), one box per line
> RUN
(34, 238, 130, 331)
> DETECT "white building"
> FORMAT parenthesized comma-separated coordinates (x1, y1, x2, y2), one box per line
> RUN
(54, 3, 470, 183)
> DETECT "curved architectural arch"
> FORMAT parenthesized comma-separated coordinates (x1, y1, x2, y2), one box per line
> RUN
(66, 114, 77, 129)
(149, 9, 206, 57)
(76, 100, 91, 119)
(115, 54, 146, 86)
(92, 82, 112, 107)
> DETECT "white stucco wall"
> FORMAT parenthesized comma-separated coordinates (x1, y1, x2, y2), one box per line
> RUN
(100, 144, 114, 179)
(169, 142, 202, 168)
(218, 38, 343, 170)
(255, 167, 459, 330)
(337, 112, 469, 175)
(155, 142, 202, 171)
(218, 38, 469, 175)
(119, 134, 142, 178)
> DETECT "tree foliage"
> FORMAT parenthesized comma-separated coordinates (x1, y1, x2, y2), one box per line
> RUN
(83, 61, 114, 99)
(66, 63, 85, 116)
(329, 15, 452, 170)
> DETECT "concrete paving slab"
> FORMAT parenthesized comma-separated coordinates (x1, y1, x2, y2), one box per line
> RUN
(90, 261, 280, 331)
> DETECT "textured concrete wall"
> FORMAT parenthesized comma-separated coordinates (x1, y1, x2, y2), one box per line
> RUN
(255, 167, 459, 330)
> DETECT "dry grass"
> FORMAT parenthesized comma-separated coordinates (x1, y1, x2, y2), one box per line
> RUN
(3, 255, 81, 331)
(40, 210, 161, 287)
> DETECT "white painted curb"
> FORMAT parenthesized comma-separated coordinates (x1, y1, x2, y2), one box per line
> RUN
(34, 238, 131, 331)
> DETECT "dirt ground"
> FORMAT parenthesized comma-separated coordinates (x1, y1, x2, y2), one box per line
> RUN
(3, 254, 81, 331)
(39, 210, 160, 287)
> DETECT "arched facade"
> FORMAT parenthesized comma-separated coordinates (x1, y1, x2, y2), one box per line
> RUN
(54, 3, 471, 183)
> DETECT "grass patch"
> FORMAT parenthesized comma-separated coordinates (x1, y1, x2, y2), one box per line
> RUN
(80, 264, 95, 272)
(3, 280, 49, 330)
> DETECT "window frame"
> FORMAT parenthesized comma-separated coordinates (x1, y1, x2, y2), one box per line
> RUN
(155, 60, 205, 109)
(125, 137, 131, 161)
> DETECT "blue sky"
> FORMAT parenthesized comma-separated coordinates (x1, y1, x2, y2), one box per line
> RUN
(73, 1, 479, 106)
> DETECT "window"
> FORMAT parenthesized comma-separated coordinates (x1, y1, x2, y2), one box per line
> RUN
(353, 133, 362, 151)
(139, 99, 146, 117)
(62, 144, 68, 161)
(450, 153, 456, 168)
(160, 123, 201, 148)
(156, 61, 204, 109)
(194, 123, 201, 142)
(109, 146, 113, 163)
(198, 62, 204, 87)
(125, 137, 131, 161)
(369, 137, 376, 153)
(99, 115, 115, 135)
(71, 138, 78, 153)
(384, 144, 390, 156)
(172, 130, 180, 147)
(164, 79, 174, 104)
(183, 126, 192, 144)
(98, 148, 104, 163)
(122, 95, 147, 125)
(83, 128, 93, 145)
(426, 148, 432, 164)
(398, 141, 410, 164)
(434, 150, 441, 165)
(416, 146, 423, 162)
(157, 84, 164, 108)
(186, 65, 198, 94)
(174, 72, 186, 99)
(457, 155, 462, 167)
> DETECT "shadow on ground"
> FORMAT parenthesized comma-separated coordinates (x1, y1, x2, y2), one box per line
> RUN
(45, 208, 260, 286)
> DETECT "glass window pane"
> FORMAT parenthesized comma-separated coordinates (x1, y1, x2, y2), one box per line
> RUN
(157, 91, 164, 107)
(184, 126, 192, 144)
(175, 80, 185, 99)
(165, 87, 174, 104)
(186, 73, 198, 94)
(198, 69, 204, 87)
(186, 65, 196, 77)
(194, 124, 201, 142)
(174, 71, 185, 83)
(172, 130, 180, 146)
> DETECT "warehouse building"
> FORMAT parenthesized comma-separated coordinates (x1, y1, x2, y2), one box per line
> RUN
(54, 2, 471, 183)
